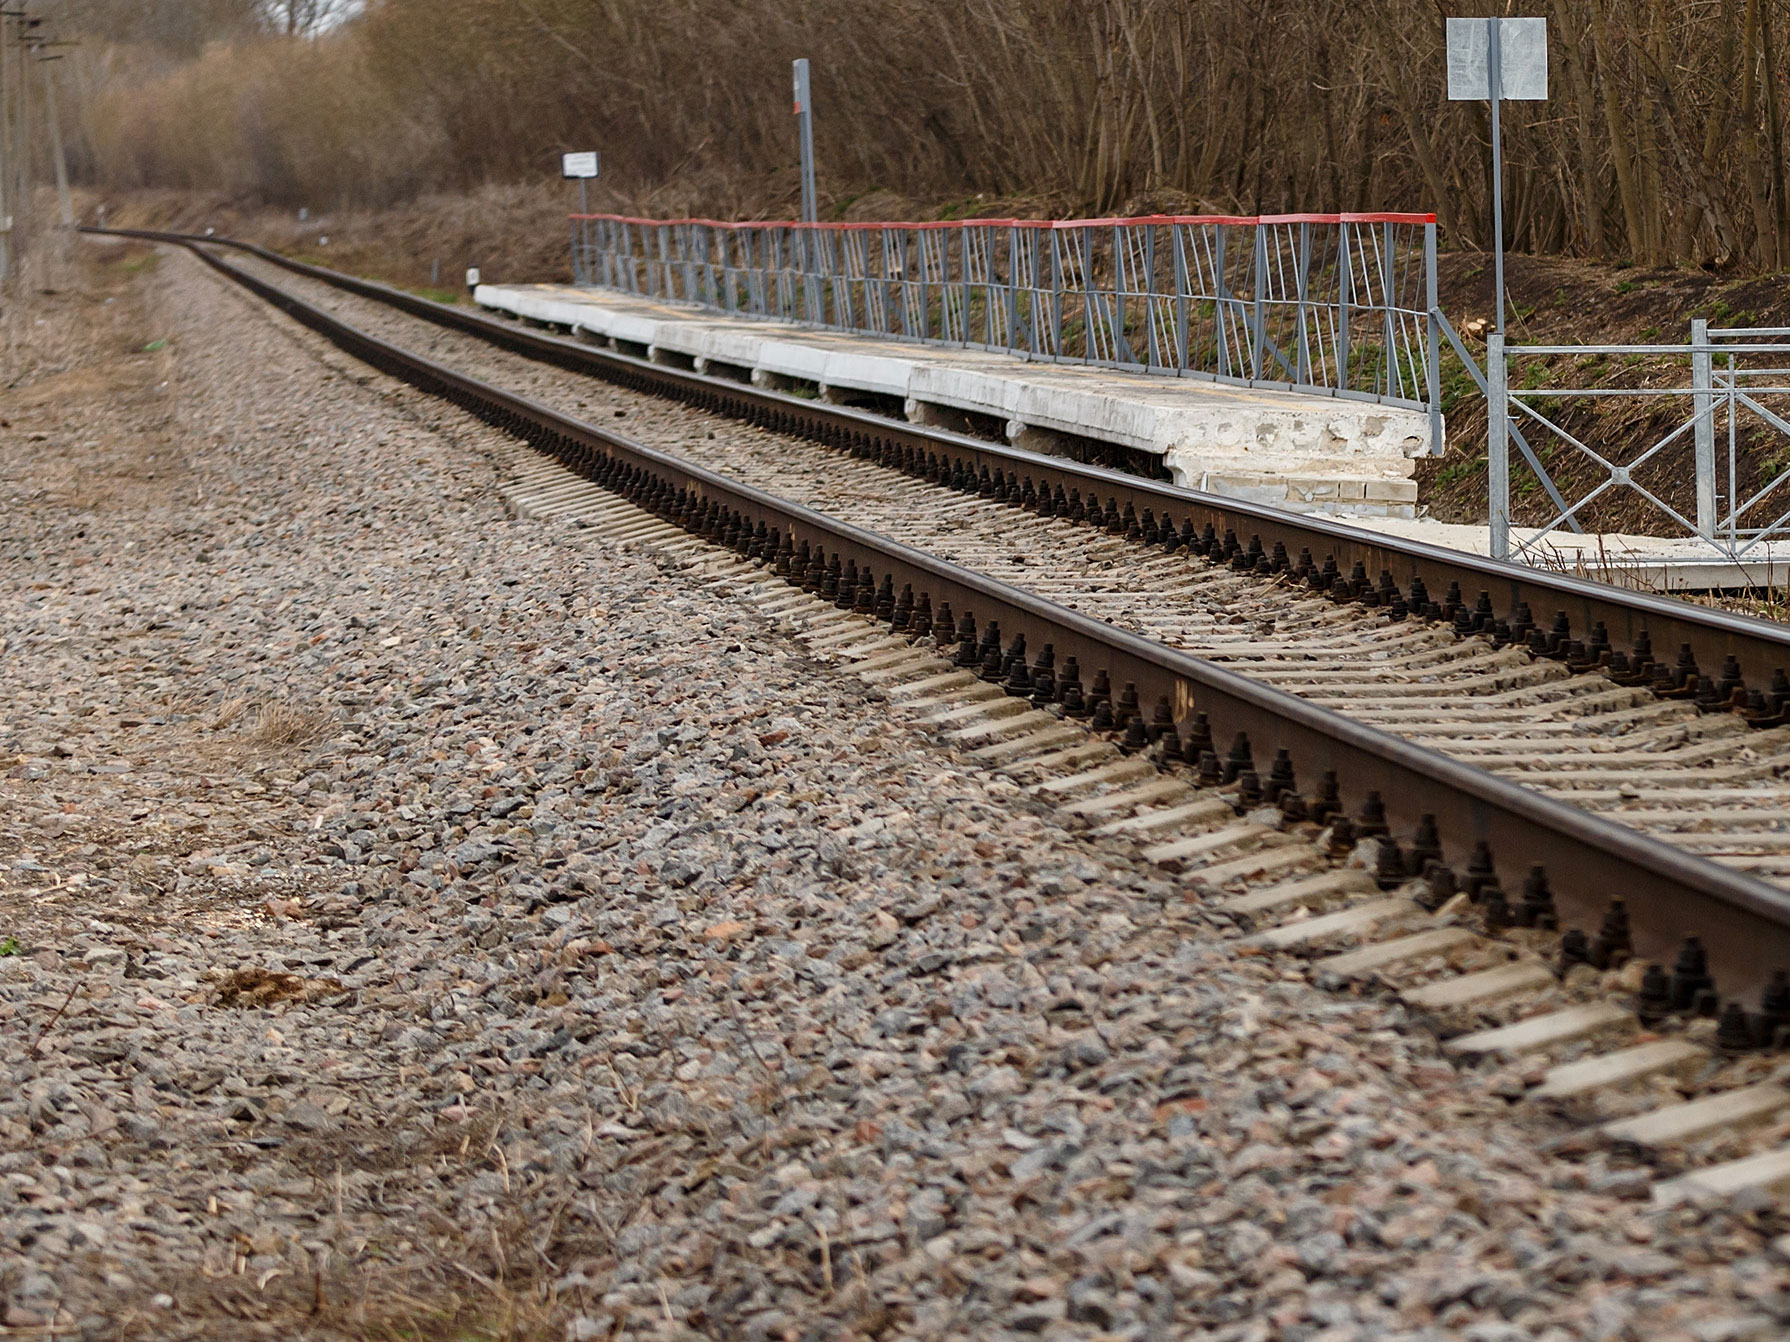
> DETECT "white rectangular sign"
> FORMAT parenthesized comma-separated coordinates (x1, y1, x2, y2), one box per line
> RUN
(1447, 18, 1547, 101)
(561, 151, 600, 179)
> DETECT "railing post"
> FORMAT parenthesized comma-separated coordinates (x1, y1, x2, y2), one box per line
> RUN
(1112, 224, 1127, 367)
(1426, 220, 1442, 457)
(1692, 317, 1717, 539)
(1049, 228, 1063, 356)
(1488, 332, 1511, 562)
(1383, 221, 1397, 397)
(1294, 222, 1310, 384)
(1144, 224, 1158, 368)
(962, 224, 974, 345)
(1007, 225, 1021, 353)
(1214, 225, 1230, 379)
(1172, 224, 1190, 372)
(1251, 222, 1267, 381)
(1337, 224, 1352, 391)
(1081, 227, 1096, 363)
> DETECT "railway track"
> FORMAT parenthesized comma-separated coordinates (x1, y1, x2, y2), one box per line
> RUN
(96, 226, 1790, 1204)
(208, 249, 1790, 892)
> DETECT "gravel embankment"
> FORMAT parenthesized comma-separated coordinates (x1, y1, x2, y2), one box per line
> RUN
(0, 240, 1786, 1340)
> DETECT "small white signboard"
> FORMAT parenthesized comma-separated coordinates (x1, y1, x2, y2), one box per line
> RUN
(561, 151, 601, 180)
(1447, 17, 1547, 101)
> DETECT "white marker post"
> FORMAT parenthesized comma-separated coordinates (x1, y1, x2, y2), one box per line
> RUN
(792, 60, 817, 227)
(792, 60, 820, 321)
(1447, 17, 1547, 560)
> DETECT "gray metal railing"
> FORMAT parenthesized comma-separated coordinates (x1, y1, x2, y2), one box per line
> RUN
(570, 210, 1444, 448)
(1488, 324, 1790, 562)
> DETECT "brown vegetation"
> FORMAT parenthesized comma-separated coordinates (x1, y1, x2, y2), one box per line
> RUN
(18, 1, 1790, 271)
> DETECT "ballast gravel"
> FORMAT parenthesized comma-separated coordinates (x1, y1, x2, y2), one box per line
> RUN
(0, 239, 1786, 1340)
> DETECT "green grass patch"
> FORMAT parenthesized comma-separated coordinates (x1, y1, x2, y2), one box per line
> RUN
(1436, 454, 1487, 489)
(106, 252, 160, 276)
(0, 937, 21, 957)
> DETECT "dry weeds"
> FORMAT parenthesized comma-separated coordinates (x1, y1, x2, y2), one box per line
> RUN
(210, 966, 345, 1007)
(2, 224, 90, 389)
(248, 699, 337, 748)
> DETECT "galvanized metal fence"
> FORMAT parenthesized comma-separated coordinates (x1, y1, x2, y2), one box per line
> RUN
(570, 211, 1443, 447)
(1487, 323, 1790, 562)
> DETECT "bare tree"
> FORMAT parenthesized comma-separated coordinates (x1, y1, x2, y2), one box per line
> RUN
(58, 0, 1790, 270)
(262, 0, 360, 37)
(51, 0, 264, 53)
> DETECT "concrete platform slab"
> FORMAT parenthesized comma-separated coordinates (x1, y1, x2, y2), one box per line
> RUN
(1338, 513, 1790, 593)
(475, 282, 1430, 518)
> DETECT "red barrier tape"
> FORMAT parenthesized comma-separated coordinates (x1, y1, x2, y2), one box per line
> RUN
(567, 210, 1437, 230)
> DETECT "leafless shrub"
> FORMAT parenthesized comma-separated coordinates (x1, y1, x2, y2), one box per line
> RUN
(52, 0, 1790, 272)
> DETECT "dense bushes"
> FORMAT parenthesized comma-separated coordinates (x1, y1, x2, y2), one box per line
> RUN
(53, 0, 1790, 270)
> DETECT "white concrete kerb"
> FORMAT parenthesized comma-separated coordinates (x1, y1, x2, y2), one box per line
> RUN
(474, 283, 1434, 521)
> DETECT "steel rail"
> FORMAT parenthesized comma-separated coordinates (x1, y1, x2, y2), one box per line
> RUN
(90, 226, 1790, 696)
(118, 230, 1790, 1012)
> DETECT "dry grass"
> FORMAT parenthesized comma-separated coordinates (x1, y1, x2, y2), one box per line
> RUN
(110, 1102, 611, 1341)
(165, 693, 336, 750)
(2, 224, 93, 391)
(249, 699, 337, 748)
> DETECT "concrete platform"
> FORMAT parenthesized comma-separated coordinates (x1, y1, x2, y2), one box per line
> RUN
(474, 282, 1436, 520)
(1340, 514, 1790, 592)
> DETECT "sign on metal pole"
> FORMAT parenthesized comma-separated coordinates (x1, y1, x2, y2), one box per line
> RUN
(1447, 17, 1546, 562)
(561, 151, 600, 277)
(1446, 16, 1547, 338)
(1446, 18, 1548, 101)
(561, 151, 600, 180)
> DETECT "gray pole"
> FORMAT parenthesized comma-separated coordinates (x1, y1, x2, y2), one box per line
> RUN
(1425, 220, 1442, 455)
(1488, 331, 1511, 560)
(41, 56, 70, 229)
(1692, 317, 1717, 538)
(12, 14, 27, 267)
(0, 10, 10, 283)
(794, 58, 817, 226)
(1488, 17, 1505, 334)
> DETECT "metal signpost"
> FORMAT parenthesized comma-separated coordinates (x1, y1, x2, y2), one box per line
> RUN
(792, 59, 817, 227)
(792, 59, 820, 321)
(1447, 16, 1547, 559)
(562, 151, 600, 284)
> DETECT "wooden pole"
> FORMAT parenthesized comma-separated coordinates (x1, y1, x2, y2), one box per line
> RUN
(40, 55, 68, 228)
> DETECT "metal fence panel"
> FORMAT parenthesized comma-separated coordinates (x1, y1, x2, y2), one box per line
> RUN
(568, 210, 1442, 422)
(1488, 326, 1790, 561)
